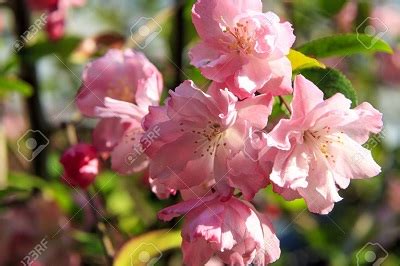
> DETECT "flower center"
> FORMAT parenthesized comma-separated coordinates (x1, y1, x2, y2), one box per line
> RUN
(179, 120, 227, 157)
(107, 80, 135, 103)
(221, 19, 255, 55)
(304, 126, 345, 164)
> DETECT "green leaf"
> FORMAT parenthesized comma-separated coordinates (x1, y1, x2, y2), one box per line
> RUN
(288, 49, 325, 73)
(73, 231, 104, 256)
(7, 172, 74, 213)
(318, 0, 347, 17)
(297, 34, 393, 58)
(114, 230, 181, 266)
(0, 57, 18, 75)
(300, 67, 358, 107)
(0, 77, 33, 97)
(7, 171, 47, 190)
(21, 36, 82, 62)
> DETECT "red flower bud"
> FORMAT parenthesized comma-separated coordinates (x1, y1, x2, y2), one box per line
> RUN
(60, 143, 99, 189)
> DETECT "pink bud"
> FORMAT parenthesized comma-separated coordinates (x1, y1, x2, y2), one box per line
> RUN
(60, 143, 99, 189)
(27, 0, 59, 10)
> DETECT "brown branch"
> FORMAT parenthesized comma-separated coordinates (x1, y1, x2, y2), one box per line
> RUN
(10, 0, 51, 179)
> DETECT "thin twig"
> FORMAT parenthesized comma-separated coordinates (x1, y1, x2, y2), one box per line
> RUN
(279, 96, 292, 115)
(64, 123, 115, 265)
(85, 190, 115, 266)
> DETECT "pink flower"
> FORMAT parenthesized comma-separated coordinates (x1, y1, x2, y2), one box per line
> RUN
(76, 49, 163, 175)
(60, 143, 99, 189)
(158, 195, 280, 265)
(46, 8, 65, 41)
(189, 0, 295, 99)
(28, 0, 86, 41)
(335, 1, 357, 32)
(76, 49, 162, 117)
(142, 80, 273, 199)
(262, 75, 383, 214)
(377, 48, 400, 85)
(372, 5, 400, 38)
(28, 0, 58, 10)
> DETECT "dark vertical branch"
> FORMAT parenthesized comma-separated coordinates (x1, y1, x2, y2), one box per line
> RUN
(10, 0, 50, 178)
(172, 0, 185, 88)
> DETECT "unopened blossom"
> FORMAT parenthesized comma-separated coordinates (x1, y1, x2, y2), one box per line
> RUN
(263, 75, 383, 214)
(142, 80, 273, 199)
(28, 0, 58, 10)
(28, 0, 86, 40)
(46, 7, 65, 41)
(76, 49, 163, 175)
(159, 194, 280, 265)
(60, 143, 99, 189)
(190, 0, 295, 99)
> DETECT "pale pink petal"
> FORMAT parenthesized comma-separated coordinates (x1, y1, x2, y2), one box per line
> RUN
(110, 128, 148, 175)
(149, 177, 176, 199)
(192, 0, 262, 43)
(269, 143, 310, 190)
(189, 45, 243, 83)
(235, 57, 273, 97)
(266, 119, 304, 150)
(142, 105, 168, 131)
(94, 97, 146, 122)
(339, 102, 383, 144)
(273, 185, 301, 201)
(264, 12, 295, 58)
(298, 158, 342, 214)
(228, 152, 268, 200)
(236, 93, 274, 129)
(329, 134, 381, 181)
(149, 133, 213, 189)
(182, 239, 215, 266)
(158, 195, 216, 221)
(258, 57, 293, 96)
(257, 215, 281, 264)
(92, 118, 127, 153)
(291, 75, 324, 120)
(76, 49, 162, 116)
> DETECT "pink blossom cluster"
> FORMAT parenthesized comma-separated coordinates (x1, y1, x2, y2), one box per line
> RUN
(64, 0, 383, 264)
(28, 0, 86, 40)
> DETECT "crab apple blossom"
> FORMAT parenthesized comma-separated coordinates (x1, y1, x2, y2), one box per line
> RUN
(142, 80, 273, 199)
(158, 194, 280, 266)
(189, 0, 295, 99)
(28, 0, 58, 10)
(46, 7, 65, 41)
(28, 0, 86, 40)
(262, 75, 383, 214)
(76, 49, 163, 175)
(60, 143, 99, 189)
